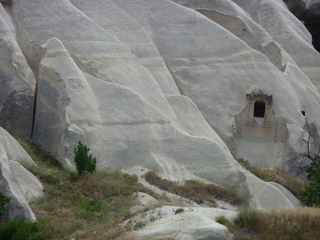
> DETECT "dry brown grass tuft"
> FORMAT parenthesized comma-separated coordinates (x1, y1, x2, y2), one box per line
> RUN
(229, 207, 320, 240)
(144, 171, 248, 207)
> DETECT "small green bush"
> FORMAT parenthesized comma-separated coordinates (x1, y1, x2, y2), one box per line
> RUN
(0, 219, 48, 240)
(303, 158, 320, 206)
(0, 190, 11, 219)
(73, 141, 96, 175)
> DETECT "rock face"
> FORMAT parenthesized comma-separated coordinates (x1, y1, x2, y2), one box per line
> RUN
(0, 127, 41, 222)
(35, 37, 248, 194)
(230, 0, 320, 90)
(137, 211, 233, 240)
(0, 148, 36, 223)
(1, 0, 320, 211)
(110, 0, 320, 169)
(0, 5, 36, 138)
(123, 206, 237, 240)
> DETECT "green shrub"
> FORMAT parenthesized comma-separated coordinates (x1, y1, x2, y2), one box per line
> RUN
(0, 219, 48, 240)
(0, 190, 11, 219)
(73, 141, 96, 175)
(303, 158, 320, 206)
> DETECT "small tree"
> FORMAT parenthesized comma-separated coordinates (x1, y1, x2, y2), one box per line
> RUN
(74, 141, 96, 175)
(0, 190, 11, 219)
(289, 130, 320, 206)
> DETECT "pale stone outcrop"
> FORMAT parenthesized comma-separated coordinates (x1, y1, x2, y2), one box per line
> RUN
(130, 192, 159, 214)
(231, 0, 320, 91)
(166, 95, 230, 153)
(242, 168, 299, 208)
(68, 0, 179, 95)
(0, 146, 36, 222)
(0, 4, 36, 138)
(11, 0, 179, 125)
(111, 0, 320, 169)
(0, 127, 35, 165)
(0, 127, 42, 219)
(137, 212, 233, 240)
(6, 0, 305, 209)
(268, 182, 301, 207)
(34, 37, 249, 195)
(10, 161, 43, 202)
(124, 206, 236, 240)
(171, 0, 296, 70)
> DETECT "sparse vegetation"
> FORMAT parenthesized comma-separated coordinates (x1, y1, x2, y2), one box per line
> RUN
(0, 190, 11, 219)
(287, 130, 320, 206)
(144, 171, 247, 207)
(0, 219, 48, 240)
(220, 207, 320, 240)
(17, 140, 157, 239)
(237, 158, 305, 200)
(303, 161, 320, 206)
(14, 139, 320, 239)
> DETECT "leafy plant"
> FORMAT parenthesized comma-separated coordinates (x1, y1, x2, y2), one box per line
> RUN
(0, 219, 48, 240)
(303, 158, 320, 206)
(0, 190, 11, 219)
(73, 141, 96, 175)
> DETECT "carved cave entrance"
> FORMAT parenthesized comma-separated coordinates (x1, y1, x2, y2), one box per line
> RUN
(254, 100, 266, 118)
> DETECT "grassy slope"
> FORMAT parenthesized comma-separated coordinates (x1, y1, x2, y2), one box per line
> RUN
(13, 140, 320, 240)
(17, 140, 154, 240)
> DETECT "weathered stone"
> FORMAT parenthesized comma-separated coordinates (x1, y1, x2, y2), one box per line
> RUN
(0, 4, 36, 138)
(0, 146, 36, 222)
(34, 37, 249, 195)
(231, 0, 320, 90)
(0, 127, 35, 165)
(5, 0, 316, 210)
(112, 0, 320, 169)
(10, 161, 43, 202)
(131, 192, 159, 214)
(135, 208, 234, 240)
(68, 0, 179, 95)
(122, 206, 237, 240)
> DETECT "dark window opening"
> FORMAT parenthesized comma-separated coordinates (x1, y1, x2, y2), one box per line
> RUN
(301, 111, 305, 116)
(254, 100, 265, 118)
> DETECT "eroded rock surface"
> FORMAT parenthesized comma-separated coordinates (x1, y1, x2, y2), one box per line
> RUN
(1, 0, 320, 213)
(0, 4, 36, 138)
(0, 146, 36, 222)
(0, 127, 41, 221)
(123, 206, 236, 240)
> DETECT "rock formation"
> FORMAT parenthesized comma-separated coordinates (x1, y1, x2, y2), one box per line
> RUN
(0, 5, 36, 138)
(0, 127, 40, 222)
(1, 0, 320, 214)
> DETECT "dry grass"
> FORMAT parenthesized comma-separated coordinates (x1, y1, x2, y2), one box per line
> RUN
(219, 207, 320, 240)
(237, 159, 306, 200)
(144, 171, 248, 207)
(16, 140, 154, 240)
